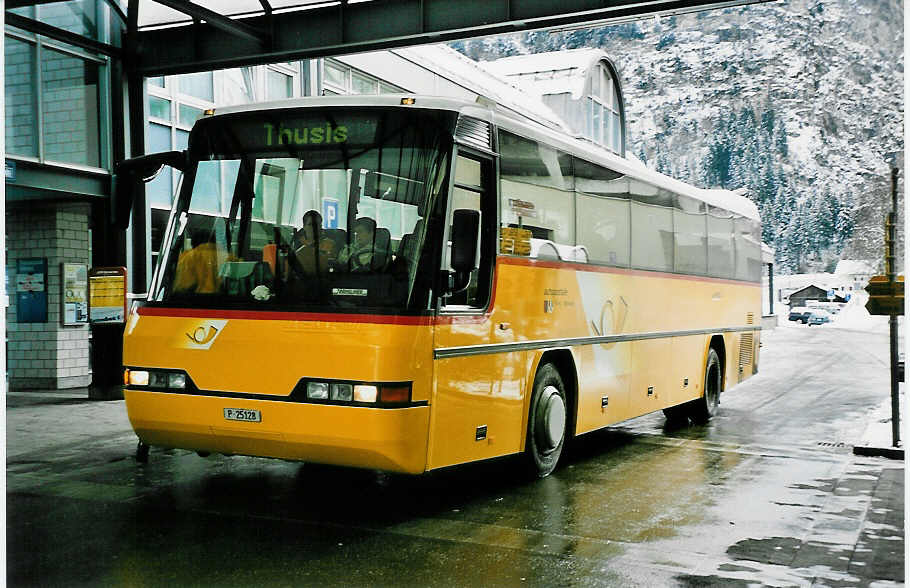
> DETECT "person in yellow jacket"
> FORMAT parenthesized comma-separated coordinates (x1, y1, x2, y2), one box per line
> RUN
(173, 230, 227, 294)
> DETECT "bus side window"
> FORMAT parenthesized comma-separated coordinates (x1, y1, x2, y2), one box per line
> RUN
(444, 153, 493, 309)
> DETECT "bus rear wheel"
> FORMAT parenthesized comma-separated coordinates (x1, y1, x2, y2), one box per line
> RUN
(691, 347, 722, 424)
(524, 363, 567, 478)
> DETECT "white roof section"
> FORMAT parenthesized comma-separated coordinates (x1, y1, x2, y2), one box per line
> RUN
(392, 45, 569, 132)
(479, 48, 607, 100)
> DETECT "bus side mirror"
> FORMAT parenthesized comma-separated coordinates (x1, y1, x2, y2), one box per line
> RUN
(448, 209, 480, 293)
(112, 150, 186, 229)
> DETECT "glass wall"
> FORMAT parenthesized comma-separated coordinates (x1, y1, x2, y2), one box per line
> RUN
(5, 36, 39, 158)
(5, 28, 107, 169)
(322, 59, 406, 96)
(41, 47, 102, 167)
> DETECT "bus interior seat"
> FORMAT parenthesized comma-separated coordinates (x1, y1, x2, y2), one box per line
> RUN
(372, 228, 392, 270)
(323, 228, 346, 253)
(396, 233, 415, 259)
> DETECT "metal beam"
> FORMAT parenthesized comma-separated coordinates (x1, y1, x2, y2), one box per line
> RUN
(133, 0, 775, 75)
(148, 0, 269, 45)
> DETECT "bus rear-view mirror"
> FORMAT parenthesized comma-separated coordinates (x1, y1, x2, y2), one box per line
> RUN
(112, 150, 187, 229)
(449, 209, 480, 293)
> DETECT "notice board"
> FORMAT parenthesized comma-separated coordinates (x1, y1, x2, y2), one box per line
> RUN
(89, 266, 127, 324)
(62, 263, 89, 325)
(16, 257, 48, 323)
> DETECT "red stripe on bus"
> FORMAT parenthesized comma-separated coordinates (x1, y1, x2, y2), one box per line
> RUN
(137, 306, 434, 325)
(496, 256, 762, 287)
(136, 258, 755, 325)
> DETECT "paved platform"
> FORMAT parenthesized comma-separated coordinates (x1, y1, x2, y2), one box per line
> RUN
(5, 386, 906, 586)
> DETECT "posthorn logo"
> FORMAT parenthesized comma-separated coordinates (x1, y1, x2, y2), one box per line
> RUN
(182, 320, 227, 349)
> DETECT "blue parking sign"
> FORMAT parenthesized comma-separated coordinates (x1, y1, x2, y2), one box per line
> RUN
(322, 199, 339, 229)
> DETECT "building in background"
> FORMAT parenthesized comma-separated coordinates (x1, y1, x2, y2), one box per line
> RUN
(480, 48, 626, 156)
(5, 2, 124, 390)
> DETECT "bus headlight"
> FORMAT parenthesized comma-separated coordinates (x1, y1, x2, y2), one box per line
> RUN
(353, 385, 378, 403)
(128, 370, 149, 386)
(150, 371, 169, 388)
(124, 368, 191, 390)
(167, 372, 186, 389)
(296, 379, 412, 406)
(330, 383, 353, 401)
(307, 381, 329, 400)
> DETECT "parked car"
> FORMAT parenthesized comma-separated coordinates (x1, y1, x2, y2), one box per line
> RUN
(788, 307, 812, 323)
(807, 310, 833, 325)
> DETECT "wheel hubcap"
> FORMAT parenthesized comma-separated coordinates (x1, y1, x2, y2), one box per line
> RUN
(538, 385, 566, 449)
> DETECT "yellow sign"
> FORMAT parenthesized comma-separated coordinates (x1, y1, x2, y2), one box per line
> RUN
(89, 267, 127, 324)
(865, 275, 904, 316)
(500, 227, 532, 256)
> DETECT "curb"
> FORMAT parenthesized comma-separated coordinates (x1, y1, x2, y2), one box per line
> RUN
(853, 444, 905, 460)
(852, 390, 905, 461)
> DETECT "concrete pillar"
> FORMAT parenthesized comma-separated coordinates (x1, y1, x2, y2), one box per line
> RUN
(6, 203, 93, 390)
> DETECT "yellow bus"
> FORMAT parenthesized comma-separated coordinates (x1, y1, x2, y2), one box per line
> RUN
(118, 95, 762, 477)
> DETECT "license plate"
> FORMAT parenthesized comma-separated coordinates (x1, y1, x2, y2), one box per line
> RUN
(223, 408, 261, 422)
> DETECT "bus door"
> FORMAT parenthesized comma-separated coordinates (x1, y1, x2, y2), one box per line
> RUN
(429, 150, 525, 470)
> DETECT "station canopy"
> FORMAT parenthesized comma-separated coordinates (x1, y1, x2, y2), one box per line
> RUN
(117, 0, 774, 75)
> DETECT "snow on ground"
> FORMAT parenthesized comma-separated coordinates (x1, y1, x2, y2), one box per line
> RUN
(780, 291, 894, 335)
(828, 292, 888, 331)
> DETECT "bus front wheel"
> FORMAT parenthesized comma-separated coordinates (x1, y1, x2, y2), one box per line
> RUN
(524, 363, 567, 478)
(691, 348, 722, 424)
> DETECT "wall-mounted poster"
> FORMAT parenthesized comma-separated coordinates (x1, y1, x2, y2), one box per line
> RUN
(16, 257, 48, 323)
(62, 263, 88, 325)
(89, 266, 127, 324)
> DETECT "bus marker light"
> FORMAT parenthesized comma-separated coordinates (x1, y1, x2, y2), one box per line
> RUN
(123, 369, 131, 385)
(330, 383, 353, 401)
(168, 372, 186, 389)
(129, 370, 150, 386)
(400, 97, 416, 105)
(354, 385, 378, 403)
(380, 386, 409, 404)
(307, 382, 329, 400)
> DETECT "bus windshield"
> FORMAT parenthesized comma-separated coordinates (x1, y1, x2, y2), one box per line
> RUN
(150, 107, 456, 313)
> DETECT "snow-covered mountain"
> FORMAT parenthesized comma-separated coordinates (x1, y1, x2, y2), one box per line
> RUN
(451, 0, 904, 274)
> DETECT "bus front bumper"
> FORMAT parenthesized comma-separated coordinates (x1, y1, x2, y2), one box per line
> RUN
(124, 389, 430, 474)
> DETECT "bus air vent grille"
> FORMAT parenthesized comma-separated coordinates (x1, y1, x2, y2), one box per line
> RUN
(456, 116, 493, 151)
(739, 333, 754, 368)
(746, 312, 754, 324)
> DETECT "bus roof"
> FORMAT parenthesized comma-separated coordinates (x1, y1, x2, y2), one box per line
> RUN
(206, 94, 760, 222)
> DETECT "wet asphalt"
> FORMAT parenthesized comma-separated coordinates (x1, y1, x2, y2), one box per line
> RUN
(6, 322, 905, 587)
